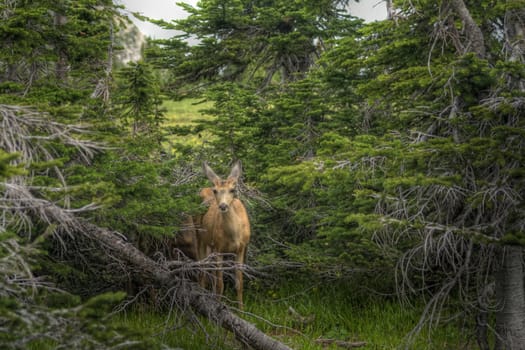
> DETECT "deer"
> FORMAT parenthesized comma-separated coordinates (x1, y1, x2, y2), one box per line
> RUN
(197, 160, 251, 310)
(174, 188, 215, 260)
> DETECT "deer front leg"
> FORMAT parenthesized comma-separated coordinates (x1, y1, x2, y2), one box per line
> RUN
(215, 254, 224, 297)
(235, 246, 246, 310)
(197, 240, 209, 289)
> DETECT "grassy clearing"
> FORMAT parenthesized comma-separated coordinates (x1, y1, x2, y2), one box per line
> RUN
(162, 98, 214, 152)
(108, 280, 471, 350)
(111, 308, 231, 349)
(243, 281, 471, 350)
(163, 99, 213, 127)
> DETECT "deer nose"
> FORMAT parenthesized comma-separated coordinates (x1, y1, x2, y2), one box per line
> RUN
(219, 203, 228, 212)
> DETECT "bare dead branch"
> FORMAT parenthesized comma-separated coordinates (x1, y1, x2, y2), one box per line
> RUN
(15, 189, 288, 350)
(85, 221, 293, 350)
(0, 104, 107, 237)
(0, 104, 106, 165)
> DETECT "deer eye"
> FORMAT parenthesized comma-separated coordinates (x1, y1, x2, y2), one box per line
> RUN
(230, 189, 235, 193)
(212, 189, 217, 194)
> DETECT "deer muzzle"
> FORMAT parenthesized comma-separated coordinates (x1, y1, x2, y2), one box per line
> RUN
(219, 203, 229, 212)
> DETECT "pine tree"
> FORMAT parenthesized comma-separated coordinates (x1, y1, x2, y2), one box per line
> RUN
(194, 0, 525, 345)
(306, 0, 525, 346)
(0, 0, 121, 105)
(116, 61, 165, 137)
(148, 0, 357, 94)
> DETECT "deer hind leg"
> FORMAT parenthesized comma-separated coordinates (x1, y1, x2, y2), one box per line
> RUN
(215, 254, 224, 297)
(235, 246, 246, 310)
(197, 242, 210, 289)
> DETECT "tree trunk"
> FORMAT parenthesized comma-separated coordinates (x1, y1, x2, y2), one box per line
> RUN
(495, 9, 525, 349)
(83, 222, 293, 350)
(495, 246, 525, 350)
(386, 0, 394, 20)
(505, 8, 525, 90)
(53, 11, 69, 82)
(449, 0, 486, 57)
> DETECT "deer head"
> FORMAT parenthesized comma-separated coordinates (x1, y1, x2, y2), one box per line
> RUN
(203, 161, 242, 213)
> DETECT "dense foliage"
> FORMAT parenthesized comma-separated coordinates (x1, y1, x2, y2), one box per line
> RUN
(1, 0, 524, 348)
(0, 1, 199, 348)
(148, 0, 360, 94)
(152, 0, 525, 347)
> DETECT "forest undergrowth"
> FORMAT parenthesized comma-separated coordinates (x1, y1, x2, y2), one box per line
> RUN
(98, 100, 477, 350)
(4, 1, 524, 349)
(109, 280, 473, 350)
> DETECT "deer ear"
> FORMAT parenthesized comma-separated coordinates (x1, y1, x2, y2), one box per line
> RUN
(228, 160, 242, 181)
(203, 162, 220, 183)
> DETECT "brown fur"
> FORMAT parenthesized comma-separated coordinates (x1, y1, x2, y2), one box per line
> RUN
(199, 161, 251, 309)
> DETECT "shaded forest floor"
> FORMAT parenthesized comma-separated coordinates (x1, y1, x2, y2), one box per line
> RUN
(112, 280, 474, 349)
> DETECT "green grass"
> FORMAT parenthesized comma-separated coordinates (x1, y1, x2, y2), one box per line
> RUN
(163, 99, 213, 127)
(243, 282, 471, 350)
(107, 281, 473, 350)
(111, 305, 241, 349)
(162, 98, 214, 152)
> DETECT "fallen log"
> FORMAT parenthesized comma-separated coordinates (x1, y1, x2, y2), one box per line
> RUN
(0, 109, 291, 350)
(84, 222, 293, 350)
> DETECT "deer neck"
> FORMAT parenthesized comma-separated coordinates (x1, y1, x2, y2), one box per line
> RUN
(219, 204, 243, 237)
